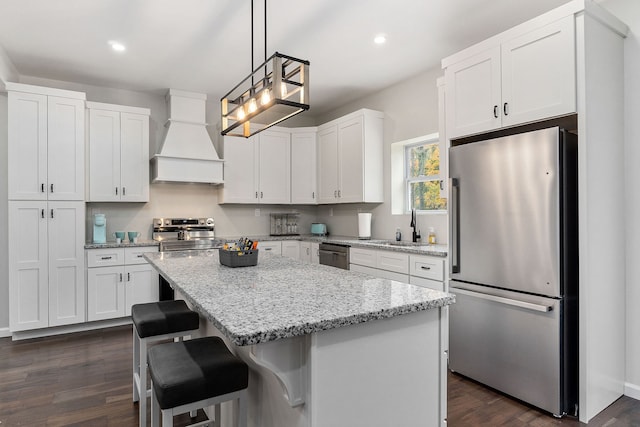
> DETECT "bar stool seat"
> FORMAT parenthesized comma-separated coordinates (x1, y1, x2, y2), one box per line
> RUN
(148, 336, 249, 427)
(132, 300, 200, 427)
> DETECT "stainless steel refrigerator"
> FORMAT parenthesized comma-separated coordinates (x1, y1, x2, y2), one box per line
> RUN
(448, 126, 578, 417)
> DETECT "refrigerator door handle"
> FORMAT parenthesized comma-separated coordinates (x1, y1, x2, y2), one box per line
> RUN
(452, 287, 553, 313)
(450, 177, 460, 273)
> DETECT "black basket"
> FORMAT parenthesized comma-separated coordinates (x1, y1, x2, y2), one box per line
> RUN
(218, 248, 259, 267)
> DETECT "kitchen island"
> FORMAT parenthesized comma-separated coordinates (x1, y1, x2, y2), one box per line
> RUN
(144, 249, 454, 427)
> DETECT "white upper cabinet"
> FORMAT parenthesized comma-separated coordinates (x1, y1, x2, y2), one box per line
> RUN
(291, 129, 318, 204)
(317, 109, 384, 204)
(221, 129, 291, 204)
(87, 102, 150, 202)
(8, 85, 85, 201)
(444, 15, 576, 138)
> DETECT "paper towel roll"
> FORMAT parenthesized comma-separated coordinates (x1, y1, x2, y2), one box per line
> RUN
(358, 213, 372, 239)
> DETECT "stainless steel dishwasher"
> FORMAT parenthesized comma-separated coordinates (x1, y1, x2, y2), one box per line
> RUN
(318, 243, 350, 270)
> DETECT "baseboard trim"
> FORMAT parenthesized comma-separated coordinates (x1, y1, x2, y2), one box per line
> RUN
(0, 327, 11, 338)
(10, 318, 132, 341)
(625, 382, 640, 401)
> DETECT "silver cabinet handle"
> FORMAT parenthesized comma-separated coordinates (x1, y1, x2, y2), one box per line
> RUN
(50, 183, 54, 193)
(41, 209, 45, 218)
(420, 266, 431, 270)
(41, 183, 45, 193)
(101, 256, 112, 260)
(452, 288, 552, 313)
(127, 272, 131, 281)
(450, 178, 460, 274)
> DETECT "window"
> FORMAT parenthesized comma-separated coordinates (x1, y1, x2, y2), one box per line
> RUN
(405, 139, 447, 212)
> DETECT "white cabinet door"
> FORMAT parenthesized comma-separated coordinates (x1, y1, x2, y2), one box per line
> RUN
(88, 108, 121, 201)
(317, 125, 339, 204)
(87, 266, 125, 321)
(282, 241, 300, 260)
(310, 242, 320, 264)
(8, 92, 48, 201)
(8, 201, 48, 331)
(338, 116, 365, 203)
(120, 112, 150, 202)
(501, 16, 575, 127)
(47, 96, 85, 201)
(221, 136, 259, 203)
(300, 242, 312, 263)
(291, 131, 317, 204)
(124, 264, 159, 316)
(47, 201, 85, 326)
(259, 130, 291, 204)
(445, 47, 502, 139)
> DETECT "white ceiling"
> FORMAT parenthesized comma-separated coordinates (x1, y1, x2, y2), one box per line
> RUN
(0, 0, 577, 117)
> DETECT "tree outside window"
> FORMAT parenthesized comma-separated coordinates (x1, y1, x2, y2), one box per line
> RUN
(406, 142, 447, 211)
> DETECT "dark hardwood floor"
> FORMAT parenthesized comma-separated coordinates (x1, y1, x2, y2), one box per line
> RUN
(1, 325, 639, 426)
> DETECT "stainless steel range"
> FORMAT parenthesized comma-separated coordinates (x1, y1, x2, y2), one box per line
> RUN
(153, 217, 225, 300)
(153, 217, 225, 252)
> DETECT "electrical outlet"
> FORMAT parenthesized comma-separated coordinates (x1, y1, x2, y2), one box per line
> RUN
(329, 208, 333, 217)
(255, 208, 260, 217)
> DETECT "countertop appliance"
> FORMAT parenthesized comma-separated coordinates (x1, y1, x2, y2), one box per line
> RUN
(153, 216, 225, 299)
(93, 213, 107, 244)
(311, 223, 327, 236)
(448, 126, 578, 417)
(318, 243, 350, 270)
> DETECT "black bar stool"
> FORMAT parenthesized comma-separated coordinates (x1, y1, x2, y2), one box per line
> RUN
(148, 336, 249, 427)
(132, 300, 200, 427)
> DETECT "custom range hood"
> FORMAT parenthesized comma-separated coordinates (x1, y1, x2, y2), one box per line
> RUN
(151, 89, 224, 184)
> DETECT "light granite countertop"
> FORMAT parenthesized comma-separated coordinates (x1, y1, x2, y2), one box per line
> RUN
(223, 235, 449, 257)
(143, 250, 455, 346)
(84, 241, 160, 249)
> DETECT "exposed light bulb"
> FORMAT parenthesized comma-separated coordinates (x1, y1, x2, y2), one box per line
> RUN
(237, 105, 246, 120)
(261, 88, 271, 105)
(248, 98, 258, 113)
(280, 83, 288, 98)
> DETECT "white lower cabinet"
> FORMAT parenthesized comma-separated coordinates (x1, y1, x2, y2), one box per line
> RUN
(8, 201, 85, 332)
(282, 241, 300, 260)
(86, 246, 159, 321)
(300, 242, 320, 264)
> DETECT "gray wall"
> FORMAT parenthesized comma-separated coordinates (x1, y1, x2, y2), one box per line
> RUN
(601, 0, 640, 398)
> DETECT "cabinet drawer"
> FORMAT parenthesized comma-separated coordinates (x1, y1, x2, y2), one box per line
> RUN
(377, 251, 409, 274)
(87, 248, 125, 268)
(350, 248, 376, 268)
(350, 264, 409, 282)
(259, 241, 282, 256)
(410, 255, 444, 281)
(125, 246, 158, 265)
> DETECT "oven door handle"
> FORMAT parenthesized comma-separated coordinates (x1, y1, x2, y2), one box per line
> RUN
(319, 250, 348, 257)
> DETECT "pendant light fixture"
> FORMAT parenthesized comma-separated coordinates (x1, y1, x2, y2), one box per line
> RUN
(221, 0, 310, 138)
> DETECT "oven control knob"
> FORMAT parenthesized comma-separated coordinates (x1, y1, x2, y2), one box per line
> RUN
(205, 218, 214, 227)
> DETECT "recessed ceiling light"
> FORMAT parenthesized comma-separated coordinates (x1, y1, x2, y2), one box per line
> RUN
(374, 34, 387, 45)
(108, 41, 126, 52)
